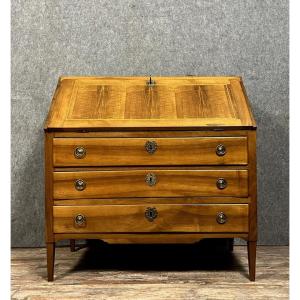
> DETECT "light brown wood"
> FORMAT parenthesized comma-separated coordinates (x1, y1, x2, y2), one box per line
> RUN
(46, 242, 55, 281)
(53, 204, 249, 233)
(248, 130, 257, 241)
(44, 76, 257, 281)
(248, 241, 257, 281)
(53, 169, 248, 199)
(44, 133, 54, 243)
(53, 137, 248, 166)
(54, 233, 249, 243)
(53, 130, 249, 138)
(11, 246, 288, 299)
(53, 197, 251, 206)
(44, 76, 256, 130)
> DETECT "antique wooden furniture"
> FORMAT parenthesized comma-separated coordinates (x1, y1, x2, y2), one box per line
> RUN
(44, 76, 257, 281)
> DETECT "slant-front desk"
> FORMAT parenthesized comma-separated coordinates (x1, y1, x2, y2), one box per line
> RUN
(44, 76, 257, 281)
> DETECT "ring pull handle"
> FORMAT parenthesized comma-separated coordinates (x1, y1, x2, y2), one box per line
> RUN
(145, 173, 157, 186)
(145, 207, 158, 222)
(216, 212, 228, 224)
(74, 214, 86, 227)
(216, 178, 227, 190)
(74, 179, 86, 191)
(145, 141, 157, 154)
(74, 146, 86, 159)
(216, 144, 226, 156)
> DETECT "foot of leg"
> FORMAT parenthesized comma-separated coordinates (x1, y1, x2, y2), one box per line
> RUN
(46, 242, 55, 281)
(247, 241, 256, 281)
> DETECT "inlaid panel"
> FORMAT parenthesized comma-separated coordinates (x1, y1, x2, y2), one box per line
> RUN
(44, 77, 256, 129)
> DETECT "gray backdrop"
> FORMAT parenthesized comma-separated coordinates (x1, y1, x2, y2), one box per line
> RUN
(11, 0, 289, 247)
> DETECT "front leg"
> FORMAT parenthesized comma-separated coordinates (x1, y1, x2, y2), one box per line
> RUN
(247, 241, 256, 281)
(46, 242, 55, 281)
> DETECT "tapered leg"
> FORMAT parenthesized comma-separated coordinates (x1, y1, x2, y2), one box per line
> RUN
(46, 242, 55, 281)
(70, 239, 76, 252)
(247, 241, 256, 281)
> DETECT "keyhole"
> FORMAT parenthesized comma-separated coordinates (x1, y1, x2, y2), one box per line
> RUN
(145, 173, 157, 186)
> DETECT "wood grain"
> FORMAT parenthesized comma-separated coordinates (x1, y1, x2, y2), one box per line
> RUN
(44, 76, 256, 130)
(54, 233, 249, 243)
(53, 137, 248, 166)
(53, 197, 251, 206)
(43, 76, 257, 281)
(44, 133, 54, 243)
(53, 130, 249, 138)
(53, 169, 248, 199)
(53, 204, 249, 233)
(11, 246, 288, 299)
(248, 130, 257, 241)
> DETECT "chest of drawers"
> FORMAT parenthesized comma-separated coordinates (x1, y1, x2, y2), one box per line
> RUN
(44, 76, 257, 281)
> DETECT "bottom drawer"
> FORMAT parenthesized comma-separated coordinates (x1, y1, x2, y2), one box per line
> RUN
(53, 204, 249, 233)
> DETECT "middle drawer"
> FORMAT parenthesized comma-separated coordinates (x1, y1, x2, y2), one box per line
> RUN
(53, 170, 248, 199)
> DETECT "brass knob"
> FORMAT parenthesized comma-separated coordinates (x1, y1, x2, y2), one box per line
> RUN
(74, 146, 86, 159)
(216, 178, 227, 189)
(145, 140, 157, 154)
(145, 173, 157, 186)
(74, 214, 86, 226)
(216, 212, 227, 224)
(216, 144, 226, 156)
(145, 207, 158, 222)
(74, 179, 86, 191)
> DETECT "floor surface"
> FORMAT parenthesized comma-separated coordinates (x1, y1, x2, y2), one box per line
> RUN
(11, 242, 289, 299)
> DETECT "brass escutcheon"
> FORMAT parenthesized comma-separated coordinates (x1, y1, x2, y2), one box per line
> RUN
(145, 173, 157, 186)
(145, 140, 157, 154)
(145, 207, 158, 222)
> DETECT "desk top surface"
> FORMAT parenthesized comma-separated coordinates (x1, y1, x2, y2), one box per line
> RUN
(44, 76, 256, 131)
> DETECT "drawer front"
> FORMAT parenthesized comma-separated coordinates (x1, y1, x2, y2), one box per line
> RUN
(53, 170, 248, 199)
(53, 137, 248, 166)
(53, 204, 249, 233)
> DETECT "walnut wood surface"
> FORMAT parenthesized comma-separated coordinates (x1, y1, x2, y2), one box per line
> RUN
(53, 137, 248, 166)
(44, 76, 257, 281)
(53, 204, 249, 233)
(44, 76, 256, 130)
(248, 241, 257, 281)
(53, 130, 248, 138)
(44, 133, 54, 243)
(54, 233, 249, 243)
(53, 169, 248, 199)
(53, 197, 251, 205)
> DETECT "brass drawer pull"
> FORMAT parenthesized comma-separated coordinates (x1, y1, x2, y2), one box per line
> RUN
(216, 178, 227, 189)
(216, 144, 226, 156)
(74, 146, 86, 159)
(145, 140, 157, 154)
(74, 214, 86, 227)
(74, 179, 86, 191)
(216, 212, 227, 224)
(145, 207, 158, 222)
(145, 173, 157, 186)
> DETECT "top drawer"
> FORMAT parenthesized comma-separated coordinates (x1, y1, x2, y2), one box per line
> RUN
(53, 137, 248, 167)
